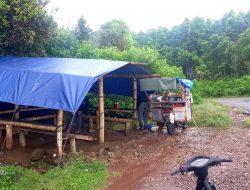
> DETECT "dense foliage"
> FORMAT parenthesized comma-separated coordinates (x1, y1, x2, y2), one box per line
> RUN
(196, 75, 250, 97)
(0, 0, 249, 97)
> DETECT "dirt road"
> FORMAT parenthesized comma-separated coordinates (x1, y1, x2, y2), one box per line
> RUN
(105, 99, 250, 190)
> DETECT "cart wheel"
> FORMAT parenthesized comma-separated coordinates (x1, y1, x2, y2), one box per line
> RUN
(166, 122, 176, 135)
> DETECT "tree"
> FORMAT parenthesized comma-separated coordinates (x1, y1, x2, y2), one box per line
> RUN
(74, 16, 92, 42)
(46, 29, 78, 58)
(97, 19, 133, 51)
(0, 0, 57, 56)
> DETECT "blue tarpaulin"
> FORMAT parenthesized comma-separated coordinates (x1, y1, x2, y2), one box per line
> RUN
(0, 56, 148, 112)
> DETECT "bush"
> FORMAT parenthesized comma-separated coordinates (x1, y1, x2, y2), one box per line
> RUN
(195, 75, 250, 97)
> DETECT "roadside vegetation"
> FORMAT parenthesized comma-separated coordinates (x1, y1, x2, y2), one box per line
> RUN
(241, 117, 250, 128)
(190, 100, 232, 128)
(196, 75, 250, 97)
(0, 159, 108, 190)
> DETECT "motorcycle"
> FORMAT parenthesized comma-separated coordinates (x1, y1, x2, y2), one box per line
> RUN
(171, 155, 232, 190)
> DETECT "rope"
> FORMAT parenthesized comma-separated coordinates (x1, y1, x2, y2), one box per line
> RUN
(57, 112, 76, 165)
(0, 108, 17, 155)
(192, 116, 204, 153)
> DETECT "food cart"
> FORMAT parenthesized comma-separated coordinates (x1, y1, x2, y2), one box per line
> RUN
(139, 77, 193, 135)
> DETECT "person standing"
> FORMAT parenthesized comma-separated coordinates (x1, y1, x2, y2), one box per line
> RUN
(137, 95, 150, 130)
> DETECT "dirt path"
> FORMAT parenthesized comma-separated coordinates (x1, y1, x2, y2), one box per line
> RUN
(105, 100, 250, 190)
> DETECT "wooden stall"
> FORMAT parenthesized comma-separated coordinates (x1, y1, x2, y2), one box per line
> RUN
(0, 57, 159, 158)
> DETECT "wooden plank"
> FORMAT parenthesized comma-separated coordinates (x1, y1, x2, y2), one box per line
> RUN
(6, 125, 13, 150)
(98, 78, 104, 143)
(57, 110, 63, 159)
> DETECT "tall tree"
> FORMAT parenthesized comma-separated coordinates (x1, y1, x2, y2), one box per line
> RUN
(97, 19, 133, 51)
(74, 16, 92, 42)
(0, 0, 56, 56)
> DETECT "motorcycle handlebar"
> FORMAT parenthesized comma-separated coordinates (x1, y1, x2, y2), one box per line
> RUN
(219, 159, 233, 163)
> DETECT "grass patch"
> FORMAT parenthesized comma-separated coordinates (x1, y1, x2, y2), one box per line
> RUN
(189, 99, 232, 128)
(0, 159, 108, 190)
(241, 117, 250, 128)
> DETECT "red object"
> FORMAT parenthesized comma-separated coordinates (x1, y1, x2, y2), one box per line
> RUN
(114, 102, 120, 109)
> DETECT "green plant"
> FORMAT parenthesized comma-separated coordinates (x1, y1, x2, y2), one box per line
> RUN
(190, 99, 232, 128)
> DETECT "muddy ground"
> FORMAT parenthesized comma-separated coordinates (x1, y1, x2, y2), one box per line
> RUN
(0, 99, 249, 190)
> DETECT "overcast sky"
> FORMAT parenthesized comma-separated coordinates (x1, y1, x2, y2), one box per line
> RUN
(46, 0, 250, 32)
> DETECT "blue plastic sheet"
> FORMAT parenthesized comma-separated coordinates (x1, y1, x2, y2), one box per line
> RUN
(176, 77, 193, 89)
(0, 56, 132, 112)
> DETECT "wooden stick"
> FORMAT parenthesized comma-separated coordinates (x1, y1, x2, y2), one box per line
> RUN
(57, 110, 63, 159)
(98, 78, 105, 143)
(0, 129, 2, 139)
(0, 120, 56, 131)
(6, 125, 13, 150)
(20, 114, 56, 122)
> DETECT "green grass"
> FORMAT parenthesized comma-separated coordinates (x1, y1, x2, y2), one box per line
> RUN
(0, 159, 108, 190)
(189, 99, 232, 128)
(241, 117, 250, 128)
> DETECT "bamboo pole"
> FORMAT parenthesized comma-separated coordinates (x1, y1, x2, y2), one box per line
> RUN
(19, 131, 26, 147)
(132, 78, 138, 129)
(0, 107, 46, 115)
(15, 105, 26, 147)
(6, 125, 13, 150)
(0, 120, 56, 131)
(57, 110, 63, 159)
(21, 114, 56, 122)
(98, 78, 104, 143)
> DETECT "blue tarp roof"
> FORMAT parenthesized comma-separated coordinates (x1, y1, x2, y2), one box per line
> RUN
(0, 56, 149, 112)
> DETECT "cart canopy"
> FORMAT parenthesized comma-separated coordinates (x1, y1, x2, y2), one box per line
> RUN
(140, 77, 193, 91)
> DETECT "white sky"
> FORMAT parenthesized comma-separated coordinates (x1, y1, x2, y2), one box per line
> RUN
(46, 0, 250, 32)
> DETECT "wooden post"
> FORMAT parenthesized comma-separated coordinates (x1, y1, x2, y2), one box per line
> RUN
(57, 110, 63, 159)
(6, 125, 13, 150)
(125, 122, 130, 136)
(15, 105, 26, 147)
(98, 78, 105, 143)
(0, 129, 2, 139)
(89, 117, 94, 132)
(19, 131, 26, 147)
(132, 78, 138, 129)
(69, 137, 77, 154)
